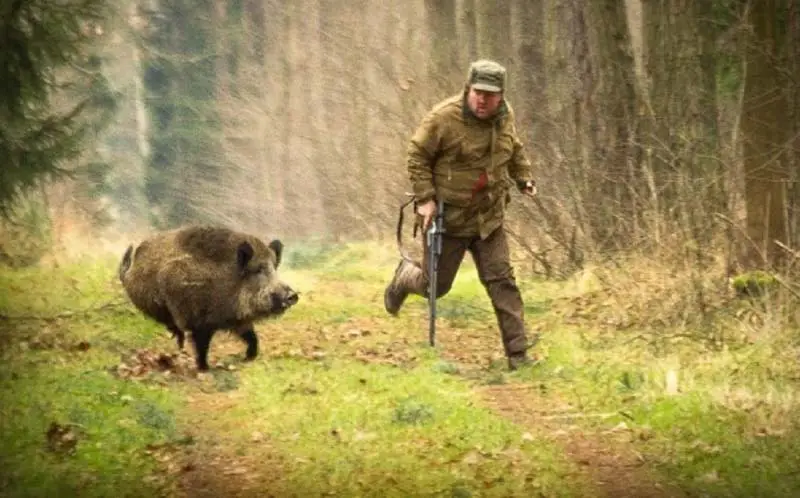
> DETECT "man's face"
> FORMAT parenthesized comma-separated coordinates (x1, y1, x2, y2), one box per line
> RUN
(466, 86, 503, 119)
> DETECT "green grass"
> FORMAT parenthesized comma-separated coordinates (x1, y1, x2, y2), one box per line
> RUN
(513, 317, 800, 497)
(0, 359, 181, 497)
(219, 357, 576, 497)
(633, 395, 800, 497)
(2, 240, 800, 497)
(0, 244, 586, 497)
(0, 257, 184, 498)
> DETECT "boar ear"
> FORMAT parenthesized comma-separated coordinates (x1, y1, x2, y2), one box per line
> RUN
(268, 239, 283, 268)
(236, 241, 254, 272)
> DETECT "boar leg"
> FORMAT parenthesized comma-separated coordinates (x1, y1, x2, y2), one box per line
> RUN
(167, 324, 185, 350)
(153, 308, 185, 350)
(161, 314, 185, 349)
(191, 328, 214, 371)
(234, 324, 259, 361)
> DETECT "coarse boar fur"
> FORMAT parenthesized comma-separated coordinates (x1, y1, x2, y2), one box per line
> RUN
(118, 225, 299, 371)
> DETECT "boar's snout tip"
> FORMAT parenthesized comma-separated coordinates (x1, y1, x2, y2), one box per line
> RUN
(271, 289, 299, 313)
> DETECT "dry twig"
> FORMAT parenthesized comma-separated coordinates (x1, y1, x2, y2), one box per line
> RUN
(0, 299, 130, 322)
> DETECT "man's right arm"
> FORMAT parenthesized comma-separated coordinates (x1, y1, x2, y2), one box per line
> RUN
(406, 112, 442, 204)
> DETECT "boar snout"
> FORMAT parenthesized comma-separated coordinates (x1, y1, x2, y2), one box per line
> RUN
(271, 286, 299, 312)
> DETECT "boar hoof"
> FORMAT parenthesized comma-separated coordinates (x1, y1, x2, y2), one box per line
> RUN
(192, 329, 213, 371)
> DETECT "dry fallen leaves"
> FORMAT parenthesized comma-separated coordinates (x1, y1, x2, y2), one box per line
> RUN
(115, 348, 196, 380)
(145, 442, 196, 475)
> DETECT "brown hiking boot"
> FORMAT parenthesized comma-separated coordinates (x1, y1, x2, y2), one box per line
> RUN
(508, 346, 539, 372)
(384, 259, 424, 316)
(508, 334, 542, 371)
(508, 353, 539, 371)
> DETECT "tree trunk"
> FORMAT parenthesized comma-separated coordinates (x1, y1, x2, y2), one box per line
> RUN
(475, 0, 512, 62)
(641, 0, 720, 241)
(262, 0, 287, 227)
(788, 0, 800, 248)
(457, 0, 478, 65)
(512, 0, 547, 150)
(741, 0, 791, 268)
(425, 0, 460, 92)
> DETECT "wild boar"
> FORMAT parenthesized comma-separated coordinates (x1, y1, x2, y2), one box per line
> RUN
(118, 225, 299, 371)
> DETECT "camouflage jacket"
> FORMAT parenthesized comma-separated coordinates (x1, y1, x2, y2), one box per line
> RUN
(407, 92, 534, 239)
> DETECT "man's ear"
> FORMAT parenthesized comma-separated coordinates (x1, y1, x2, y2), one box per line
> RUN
(269, 239, 284, 268)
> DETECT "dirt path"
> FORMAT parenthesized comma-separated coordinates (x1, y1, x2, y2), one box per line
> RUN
(477, 383, 686, 498)
(167, 374, 686, 498)
(425, 318, 688, 497)
(136, 324, 686, 497)
(173, 395, 290, 498)
(116, 342, 294, 498)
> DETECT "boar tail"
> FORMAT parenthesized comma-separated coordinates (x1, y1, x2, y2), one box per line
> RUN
(118, 245, 134, 283)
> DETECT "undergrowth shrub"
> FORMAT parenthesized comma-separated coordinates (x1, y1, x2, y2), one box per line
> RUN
(0, 198, 51, 268)
(550, 238, 800, 352)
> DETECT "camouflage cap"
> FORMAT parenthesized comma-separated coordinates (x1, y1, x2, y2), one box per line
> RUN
(467, 59, 506, 93)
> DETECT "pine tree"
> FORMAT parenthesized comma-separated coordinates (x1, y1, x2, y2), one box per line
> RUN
(0, 0, 116, 215)
(139, 0, 222, 228)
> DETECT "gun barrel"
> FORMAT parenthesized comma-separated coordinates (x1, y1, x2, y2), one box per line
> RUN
(427, 223, 437, 346)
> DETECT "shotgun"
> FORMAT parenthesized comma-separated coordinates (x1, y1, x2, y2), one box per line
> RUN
(426, 197, 445, 347)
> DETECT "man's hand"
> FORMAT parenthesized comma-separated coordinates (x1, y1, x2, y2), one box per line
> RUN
(417, 199, 437, 231)
(521, 181, 537, 197)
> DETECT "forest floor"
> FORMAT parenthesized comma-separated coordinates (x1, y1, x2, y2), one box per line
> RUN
(1, 241, 799, 497)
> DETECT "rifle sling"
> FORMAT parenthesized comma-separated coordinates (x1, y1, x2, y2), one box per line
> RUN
(396, 195, 417, 262)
